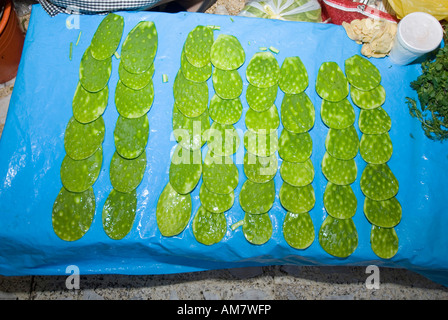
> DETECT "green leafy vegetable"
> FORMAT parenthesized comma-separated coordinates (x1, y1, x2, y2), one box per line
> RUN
(406, 45, 448, 141)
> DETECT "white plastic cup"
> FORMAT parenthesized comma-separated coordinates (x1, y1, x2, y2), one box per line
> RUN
(389, 12, 443, 65)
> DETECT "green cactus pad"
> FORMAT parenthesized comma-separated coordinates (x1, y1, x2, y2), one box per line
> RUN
(115, 79, 154, 119)
(64, 116, 105, 161)
(364, 197, 402, 228)
(202, 151, 238, 194)
(172, 104, 210, 150)
(114, 114, 149, 160)
(243, 152, 278, 183)
(370, 225, 399, 259)
(169, 145, 202, 194)
(180, 46, 212, 83)
(209, 94, 242, 125)
(121, 21, 158, 74)
(156, 182, 192, 237)
(212, 68, 243, 100)
(360, 163, 399, 201)
(245, 104, 280, 134)
(242, 212, 272, 245)
(200, 183, 235, 214)
(350, 85, 386, 110)
(283, 211, 315, 250)
(344, 54, 381, 91)
(360, 132, 393, 164)
(279, 56, 308, 94)
(79, 47, 112, 93)
(246, 51, 280, 88)
(280, 92, 315, 133)
(72, 82, 108, 124)
(246, 83, 278, 112)
(173, 70, 209, 118)
(278, 130, 312, 163)
(243, 130, 278, 157)
(60, 146, 102, 193)
(118, 60, 154, 90)
(206, 121, 240, 156)
(185, 26, 214, 68)
(358, 107, 391, 135)
(320, 98, 355, 130)
(280, 158, 314, 187)
(90, 13, 124, 61)
(210, 34, 245, 70)
(319, 215, 358, 258)
(325, 125, 359, 160)
(239, 179, 275, 214)
(279, 182, 315, 214)
(110, 150, 147, 193)
(315, 62, 349, 102)
(102, 189, 137, 240)
(321, 152, 357, 186)
(192, 206, 227, 245)
(52, 187, 95, 241)
(323, 182, 357, 219)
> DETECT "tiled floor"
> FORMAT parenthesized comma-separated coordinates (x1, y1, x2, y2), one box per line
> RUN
(1, 0, 448, 300)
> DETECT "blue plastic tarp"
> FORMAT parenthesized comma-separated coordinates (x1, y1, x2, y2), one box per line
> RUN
(0, 5, 447, 286)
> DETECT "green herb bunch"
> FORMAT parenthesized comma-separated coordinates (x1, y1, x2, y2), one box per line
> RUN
(406, 44, 448, 142)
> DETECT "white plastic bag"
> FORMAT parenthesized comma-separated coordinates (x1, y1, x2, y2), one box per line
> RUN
(238, 0, 322, 22)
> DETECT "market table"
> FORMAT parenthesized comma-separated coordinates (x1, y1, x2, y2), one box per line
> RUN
(0, 4, 447, 287)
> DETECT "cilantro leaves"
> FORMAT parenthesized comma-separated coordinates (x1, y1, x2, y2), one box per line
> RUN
(407, 31, 448, 142)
